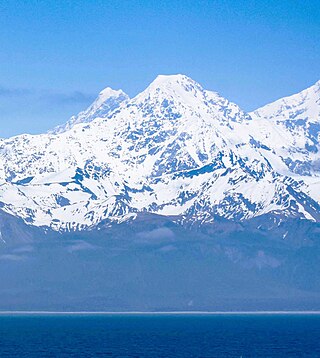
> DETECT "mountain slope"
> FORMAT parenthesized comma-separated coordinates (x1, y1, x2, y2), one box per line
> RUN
(249, 80, 320, 176)
(0, 75, 319, 230)
(51, 87, 129, 134)
(0, 212, 320, 311)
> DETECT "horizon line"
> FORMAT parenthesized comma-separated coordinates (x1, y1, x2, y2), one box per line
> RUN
(1, 310, 320, 315)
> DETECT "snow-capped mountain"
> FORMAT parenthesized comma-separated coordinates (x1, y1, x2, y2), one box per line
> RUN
(51, 87, 129, 134)
(0, 75, 319, 231)
(249, 80, 320, 177)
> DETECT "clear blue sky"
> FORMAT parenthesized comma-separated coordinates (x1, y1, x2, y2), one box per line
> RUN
(0, 0, 319, 137)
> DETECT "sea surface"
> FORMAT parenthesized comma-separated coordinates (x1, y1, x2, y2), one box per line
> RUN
(0, 313, 319, 357)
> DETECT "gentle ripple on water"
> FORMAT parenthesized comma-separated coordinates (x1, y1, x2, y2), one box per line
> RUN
(0, 314, 319, 357)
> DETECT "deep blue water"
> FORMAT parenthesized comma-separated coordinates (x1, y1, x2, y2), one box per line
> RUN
(0, 313, 319, 357)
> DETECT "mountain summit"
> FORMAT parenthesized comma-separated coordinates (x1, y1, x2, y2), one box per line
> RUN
(0, 75, 319, 230)
(52, 87, 129, 134)
(249, 80, 320, 176)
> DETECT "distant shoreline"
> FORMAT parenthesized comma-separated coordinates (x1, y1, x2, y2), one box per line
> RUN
(0, 311, 320, 315)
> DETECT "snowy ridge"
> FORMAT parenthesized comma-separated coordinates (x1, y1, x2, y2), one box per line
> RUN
(0, 74, 319, 231)
(51, 87, 129, 134)
(249, 80, 320, 177)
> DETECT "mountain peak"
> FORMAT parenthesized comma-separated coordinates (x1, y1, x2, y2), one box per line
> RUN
(152, 73, 194, 84)
(133, 74, 210, 107)
(146, 74, 204, 94)
(251, 79, 320, 121)
(97, 87, 127, 104)
(51, 86, 129, 134)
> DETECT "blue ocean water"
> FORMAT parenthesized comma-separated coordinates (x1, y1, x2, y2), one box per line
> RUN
(0, 313, 319, 357)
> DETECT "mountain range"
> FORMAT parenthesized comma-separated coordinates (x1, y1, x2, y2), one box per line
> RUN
(0, 74, 320, 231)
(0, 74, 319, 311)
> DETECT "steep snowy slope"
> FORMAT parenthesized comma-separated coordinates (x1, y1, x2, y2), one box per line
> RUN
(249, 80, 320, 176)
(249, 80, 320, 207)
(0, 75, 319, 230)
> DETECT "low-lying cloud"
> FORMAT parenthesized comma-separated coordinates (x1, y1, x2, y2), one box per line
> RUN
(0, 86, 32, 97)
(0, 85, 95, 106)
(40, 91, 96, 105)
